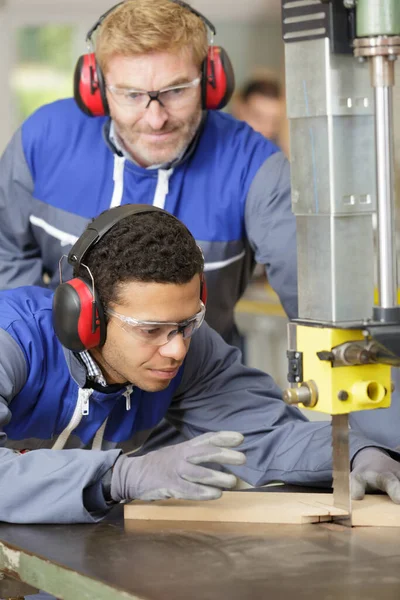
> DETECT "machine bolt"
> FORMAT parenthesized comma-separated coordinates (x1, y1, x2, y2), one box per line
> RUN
(337, 390, 348, 401)
(282, 388, 300, 405)
(283, 380, 318, 408)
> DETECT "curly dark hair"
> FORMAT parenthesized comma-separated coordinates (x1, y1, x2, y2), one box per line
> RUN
(75, 210, 204, 309)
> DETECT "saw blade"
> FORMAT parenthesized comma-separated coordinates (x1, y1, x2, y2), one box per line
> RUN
(332, 413, 352, 526)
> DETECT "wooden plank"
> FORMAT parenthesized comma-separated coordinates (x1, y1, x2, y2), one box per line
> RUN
(351, 495, 400, 527)
(125, 492, 345, 524)
(124, 492, 400, 527)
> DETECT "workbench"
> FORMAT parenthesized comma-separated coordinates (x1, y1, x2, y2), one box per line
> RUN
(1, 487, 400, 600)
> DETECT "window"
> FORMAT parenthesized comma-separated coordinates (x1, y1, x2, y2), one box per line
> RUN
(11, 25, 75, 123)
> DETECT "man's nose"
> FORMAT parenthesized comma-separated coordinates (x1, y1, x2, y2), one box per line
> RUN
(143, 99, 169, 130)
(158, 333, 188, 361)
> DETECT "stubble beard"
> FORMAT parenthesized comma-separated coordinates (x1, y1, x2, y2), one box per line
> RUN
(115, 106, 202, 167)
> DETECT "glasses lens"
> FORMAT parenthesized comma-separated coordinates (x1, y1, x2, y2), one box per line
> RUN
(126, 92, 147, 107)
(110, 302, 205, 346)
(119, 323, 174, 345)
(108, 79, 199, 109)
(112, 90, 147, 108)
(181, 310, 205, 340)
(158, 87, 197, 109)
(182, 321, 196, 339)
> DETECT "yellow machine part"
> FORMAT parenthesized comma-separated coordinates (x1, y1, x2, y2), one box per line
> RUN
(296, 325, 391, 415)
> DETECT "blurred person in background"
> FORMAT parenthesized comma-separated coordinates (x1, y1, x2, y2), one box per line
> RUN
(231, 75, 289, 155)
(231, 75, 288, 308)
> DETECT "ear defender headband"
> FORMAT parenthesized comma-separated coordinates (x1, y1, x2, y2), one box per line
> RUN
(52, 204, 207, 352)
(73, 0, 235, 117)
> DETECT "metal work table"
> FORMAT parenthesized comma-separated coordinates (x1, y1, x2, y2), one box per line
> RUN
(1, 488, 400, 600)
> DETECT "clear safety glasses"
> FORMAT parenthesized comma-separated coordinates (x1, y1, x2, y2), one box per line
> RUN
(106, 301, 206, 346)
(106, 76, 201, 110)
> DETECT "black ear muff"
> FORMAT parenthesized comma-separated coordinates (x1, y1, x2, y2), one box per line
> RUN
(202, 46, 235, 110)
(53, 278, 106, 352)
(73, 53, 109, 117)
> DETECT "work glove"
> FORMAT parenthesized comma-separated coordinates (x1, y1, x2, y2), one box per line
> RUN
(351, 447, 400, 504)
(110, 431, 246, 502)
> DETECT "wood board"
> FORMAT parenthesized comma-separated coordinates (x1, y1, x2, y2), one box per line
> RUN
(124, 492, 400, 527)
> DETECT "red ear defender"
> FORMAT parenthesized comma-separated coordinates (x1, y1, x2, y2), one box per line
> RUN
(73, 53, 109, 117)
(202, 46, 235, 110)
(200, 273, 208, 305)
(53, 278, 106, 352)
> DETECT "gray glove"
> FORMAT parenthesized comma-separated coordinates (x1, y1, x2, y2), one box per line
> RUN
(111, 431, 246, 502)
(351, 447, 400, 504)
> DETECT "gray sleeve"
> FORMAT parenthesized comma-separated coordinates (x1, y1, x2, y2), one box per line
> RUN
(0, 329, 121, 524)
(245, 152, 298, 319)
(168, 323, 390, 487)
(0, 328, 27, 405)
(0, 128, 44, 289)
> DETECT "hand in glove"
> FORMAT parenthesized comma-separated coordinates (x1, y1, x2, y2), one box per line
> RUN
(111, 431, 246, 502)
(351, 447, 400, 503)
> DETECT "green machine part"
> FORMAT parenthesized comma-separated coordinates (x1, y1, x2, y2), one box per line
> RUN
(356, 0, 400, 37)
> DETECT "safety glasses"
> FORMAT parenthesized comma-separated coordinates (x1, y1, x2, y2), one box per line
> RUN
(106, 301, 206, 346)
(106, 76, 201, 110)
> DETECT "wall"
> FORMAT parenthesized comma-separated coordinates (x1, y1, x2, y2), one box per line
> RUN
(213, 20, 284, 89)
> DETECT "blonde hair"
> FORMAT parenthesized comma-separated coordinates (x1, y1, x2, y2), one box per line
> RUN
(96, 0, 208, 73)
